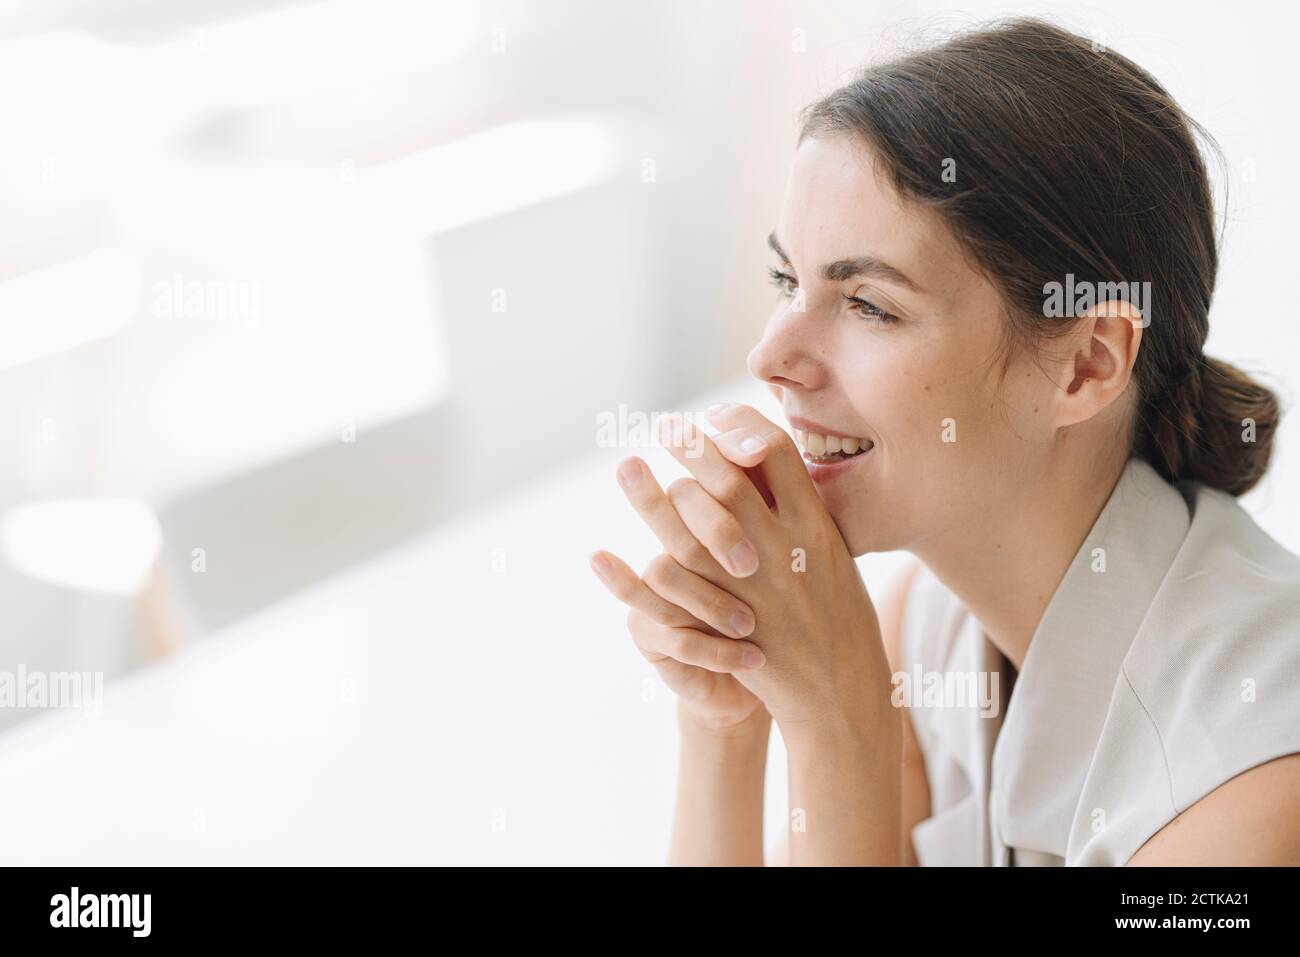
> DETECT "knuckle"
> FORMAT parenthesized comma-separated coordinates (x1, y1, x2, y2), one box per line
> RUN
(643, 553, 676, 587)
(714, 473, 750, 509)
(666, 477, 697, 501)
(705, 514, 743, 548)
(627, 609, 663, 650)
(667, 630, 693, 663)
(709, 593, 736, 627)
(628, 608, 660, 637)
(680, 535, 713, 569)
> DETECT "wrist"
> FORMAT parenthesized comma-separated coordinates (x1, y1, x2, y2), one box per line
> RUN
(782, 709, 903, 867)
(780, 704, 901, 766)
(677, 700, 771, 744)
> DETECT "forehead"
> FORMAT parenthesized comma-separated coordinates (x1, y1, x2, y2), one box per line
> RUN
(776, 134, 971, 300)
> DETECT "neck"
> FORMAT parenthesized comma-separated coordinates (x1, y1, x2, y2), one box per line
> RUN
(911, 451, 1129, 671)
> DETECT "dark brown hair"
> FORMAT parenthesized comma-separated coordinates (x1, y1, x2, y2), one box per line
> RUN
(798, 17, 1279, 495)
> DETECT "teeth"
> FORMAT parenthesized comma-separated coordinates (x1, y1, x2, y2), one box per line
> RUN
(793, 429, 871, 458)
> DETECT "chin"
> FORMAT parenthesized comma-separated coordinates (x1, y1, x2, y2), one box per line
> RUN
(841, 524, 882, 558)
(817, 492, 908, 557)
(820, 499, 876, 556)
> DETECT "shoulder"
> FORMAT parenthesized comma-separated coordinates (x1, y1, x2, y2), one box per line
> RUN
(1124, 483, 1300, 804)
(1074, 482, 1300, 865)
(1128, 752, 1300, 865)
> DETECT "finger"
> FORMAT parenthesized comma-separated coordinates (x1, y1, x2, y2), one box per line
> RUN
(588, 550, 703, 630)
(647, 653, 718, 703)
(627, 610, 766, 673)
(666, 478, 760, 579)
(704, 403, 819, 514)
(710, 426, 771, 470)
(641, 553, 755, 638)
(615, 456, 725, 575)
(709, 426, 777, 509)
(655, 413, 771, 528)
(639, 645, 739, 711)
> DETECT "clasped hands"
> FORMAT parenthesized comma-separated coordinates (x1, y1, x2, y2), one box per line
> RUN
(590, 402, 896, 745)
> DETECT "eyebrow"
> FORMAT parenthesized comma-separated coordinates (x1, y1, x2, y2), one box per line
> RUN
(767, 231, 920, 293)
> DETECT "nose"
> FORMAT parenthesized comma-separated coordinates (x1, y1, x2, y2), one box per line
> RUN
(746, 305, 826, 392)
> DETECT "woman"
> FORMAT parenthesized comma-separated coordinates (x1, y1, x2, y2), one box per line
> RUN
(589, 18, 1300, 866)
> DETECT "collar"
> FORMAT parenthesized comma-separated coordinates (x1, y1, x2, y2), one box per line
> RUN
(986, 456, 1192, 862)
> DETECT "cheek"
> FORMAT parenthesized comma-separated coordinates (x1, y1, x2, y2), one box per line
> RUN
(840, 337, 973, 449)
(998, 357, 1057, 428)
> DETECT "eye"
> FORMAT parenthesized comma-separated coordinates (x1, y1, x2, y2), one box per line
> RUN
(766, 266, 798, 298)
(843, 294, 900, 325)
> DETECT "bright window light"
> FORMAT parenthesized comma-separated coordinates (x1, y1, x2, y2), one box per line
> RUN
(0, 248, 141, 370)
(367, 114, 624, 235)
(148, 0, 478, 111)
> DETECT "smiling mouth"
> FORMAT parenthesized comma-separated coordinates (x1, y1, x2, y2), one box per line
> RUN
(793, 428, 874, 464)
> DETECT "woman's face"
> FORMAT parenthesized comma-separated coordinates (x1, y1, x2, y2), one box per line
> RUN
(749, 134, 1059, 556)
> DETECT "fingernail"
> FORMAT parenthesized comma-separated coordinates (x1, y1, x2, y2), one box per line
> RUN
(589, 552, 612, 579)
(729, 606, 755, 637)
(738, 432, 766, 455)
(741, 649, 766, 669)
(708, 402, 731, 415)
(617, 459, 641, 488)
(727, 540, 759, 577)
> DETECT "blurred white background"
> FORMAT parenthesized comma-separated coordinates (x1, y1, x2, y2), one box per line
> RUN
(0, 0, 1296, 863)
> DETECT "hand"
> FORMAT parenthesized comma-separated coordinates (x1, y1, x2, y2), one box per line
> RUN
(589, 546, 768, 733)
(608, 404, 897, 744)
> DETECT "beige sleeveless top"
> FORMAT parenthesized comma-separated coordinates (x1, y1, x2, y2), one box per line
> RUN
(898, 456, 1300, 866)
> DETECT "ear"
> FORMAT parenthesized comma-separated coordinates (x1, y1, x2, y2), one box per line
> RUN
(1051, 299, 1144, 429)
